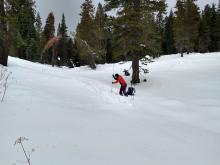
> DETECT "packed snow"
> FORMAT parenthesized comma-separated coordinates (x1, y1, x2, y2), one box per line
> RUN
(0, 53, 220, 165)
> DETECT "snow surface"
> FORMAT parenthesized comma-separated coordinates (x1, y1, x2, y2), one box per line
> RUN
(0, 53, 220, 165)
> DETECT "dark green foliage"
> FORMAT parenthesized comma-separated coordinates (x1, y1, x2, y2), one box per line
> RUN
(75, 0, 97, 69)
(66, 38, 80, 67)
(185, 0, 200, 52)
(43, 12, 55, 41)
(105, 0, 166, 83)
(41, 12, 55, 64)
(156, 10, 166, 56)
(1, 0, 220, 74)
(198, 11, 211, 53)
(6, 0, 38, 60)
(198, 4, 220, 52)
(34, 12, 43, 61)
(94, 3, 107, 64)
(174, 0, 199, 56)
(57, 23, 61, 36)
(35, 13, 42, 36)
(162, 10, 176, 54)
(105, 16, 114, 63)
(209, 4, 220, 51)
(26, 38, 38, 61)
(60, 13, 68, 38)
(57, 13, 68, 66)
(106, 38, 113, 63)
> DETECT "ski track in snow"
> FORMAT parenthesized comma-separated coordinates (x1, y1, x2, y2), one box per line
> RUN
(0, 53, 220, 165)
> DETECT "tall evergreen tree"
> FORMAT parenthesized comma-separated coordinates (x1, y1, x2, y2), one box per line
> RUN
(156, 10, 166, 56)
(57, 13, 68, 65)
(203, 4, 212, 51)
(42, 12, 55, 64)
(75, 0, 97, 69)
(66, 38, 80, 67)
(6, 0, 37, 60)
(198, 10, 211, 52)
(35, 13, 42, 36)
(209, 4, 220, 52)
(60, 13, 68, 38)
(105, 0, 166, 83)
(174, 0, 199, 56)
(162, 10, 176, 54)
(184, 0, 200, 52)
(94, 3, 107, 64)
(105, 16, 115, 63)
(57, 23, 61, 36)
(43, 12, 55, 41)
(35, 12, 43, 61)
(174, 0, 188, 57)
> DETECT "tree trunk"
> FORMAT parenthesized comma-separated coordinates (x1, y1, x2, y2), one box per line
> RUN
(131, 52, 140, 84)
(51, 46, 57, 67)
(88, 53, 96, 69)
(180, 48, 184, 57)
(0, 41, 9, 66)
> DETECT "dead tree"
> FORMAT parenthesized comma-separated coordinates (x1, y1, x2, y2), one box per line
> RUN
(41, 36, 61, 66)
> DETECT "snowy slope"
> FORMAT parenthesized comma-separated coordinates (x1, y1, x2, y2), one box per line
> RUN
(0, 53, 220, 165)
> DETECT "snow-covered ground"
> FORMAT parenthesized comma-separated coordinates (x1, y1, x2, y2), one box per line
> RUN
(0, 53, 220, 165)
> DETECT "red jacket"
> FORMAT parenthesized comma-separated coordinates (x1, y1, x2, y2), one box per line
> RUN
(113, 75, 127, 86)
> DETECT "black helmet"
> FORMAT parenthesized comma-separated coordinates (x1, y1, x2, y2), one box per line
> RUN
(115, 73, 119, 78)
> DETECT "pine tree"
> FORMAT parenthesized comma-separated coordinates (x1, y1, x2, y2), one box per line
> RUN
(60, 13, 68, 38)
(162, 10, 176, 54)
(174, 0, 199, 56)
(6, 0, 37, 60)
(186, 0, 200, 52)
(75, 0, 97, 69)
(26, 38, 38, 61)
(66, 38, 80, 68)
(43, 12, 55, 41)
(0, 0, 9, 66)
(198, 10, 210, 53)
(57, 23, 61, 36)
(105, 0, 166, 83)
(42, 12, 55, 64)
(35, 12, 43, 61)
(209, 4, 220, 52)
(35, 13, 42, 35)
(174, 0, 188, 57)
(94, 3, 107, 64)
(156, 10, 166, 56)
(203, 4, 212, 51)
(102, 15, 114, 63)
(57, 13, 68, 66)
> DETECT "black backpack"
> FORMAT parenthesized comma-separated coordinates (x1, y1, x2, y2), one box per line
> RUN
(127, 87, 136, 96)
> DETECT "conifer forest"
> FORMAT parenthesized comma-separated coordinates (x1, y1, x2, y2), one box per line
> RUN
(0, 0, 220, 83)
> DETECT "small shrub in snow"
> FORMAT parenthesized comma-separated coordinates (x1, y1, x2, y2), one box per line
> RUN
(14, 137, 35, 165)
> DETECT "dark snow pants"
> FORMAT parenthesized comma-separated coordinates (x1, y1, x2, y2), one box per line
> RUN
(119, 84, 128, 96)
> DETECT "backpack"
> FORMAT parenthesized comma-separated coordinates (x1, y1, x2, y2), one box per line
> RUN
(127, 87, 136, 96)
(123, 69, 130, 76)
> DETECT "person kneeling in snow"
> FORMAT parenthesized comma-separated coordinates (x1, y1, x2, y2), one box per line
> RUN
(112, 74, 128, 96)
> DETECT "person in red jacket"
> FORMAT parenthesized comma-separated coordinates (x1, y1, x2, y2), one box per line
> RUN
(112, 73, 128, 96)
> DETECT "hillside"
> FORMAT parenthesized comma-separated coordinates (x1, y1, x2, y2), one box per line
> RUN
(0, 53, 220, 165)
